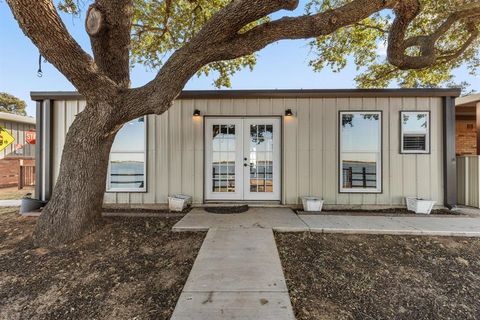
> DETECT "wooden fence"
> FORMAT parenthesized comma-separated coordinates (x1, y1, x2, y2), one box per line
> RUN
(18, 164, 35, 189)
(342, 167, 376, 188)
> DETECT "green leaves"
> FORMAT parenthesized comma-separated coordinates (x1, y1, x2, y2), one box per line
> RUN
(307, 0, 480, 89)
(0, 93, 27, 116)
(131, 0, 259, 88)
(57, 0, 479, 90)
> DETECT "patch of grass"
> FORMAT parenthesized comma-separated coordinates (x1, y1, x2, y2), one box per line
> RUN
(0, 208, 205, 320)
(0, 186, 34, 200)
(276, 232, 480, 320)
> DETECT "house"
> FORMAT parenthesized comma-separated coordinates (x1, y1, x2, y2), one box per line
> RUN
(455, 94, 480, 155)
(455, 94, 480, 208)
(31, 89, 459, 209)
(0, 112, 36, 188)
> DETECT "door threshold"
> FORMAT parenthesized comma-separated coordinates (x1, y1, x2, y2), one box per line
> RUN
(201, 201, 283, 208)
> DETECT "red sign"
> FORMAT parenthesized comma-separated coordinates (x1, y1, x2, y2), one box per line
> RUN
(26, 130, 36, 145)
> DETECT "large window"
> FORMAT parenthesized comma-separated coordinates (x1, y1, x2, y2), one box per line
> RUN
(339, 111, 382, 193)
(107, 117, 146, 192)
(400, 111, 430, 153)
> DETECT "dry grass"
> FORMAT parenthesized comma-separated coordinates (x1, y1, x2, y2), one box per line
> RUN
(0, 207, 205, 320)
(0, 186, 34, 200)
(276, 232, 480, 320)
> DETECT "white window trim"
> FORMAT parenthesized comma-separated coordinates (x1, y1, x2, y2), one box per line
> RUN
(106, 116, 147, 193)
(400, 111, 430, 154)
(339, 111, 382, 194)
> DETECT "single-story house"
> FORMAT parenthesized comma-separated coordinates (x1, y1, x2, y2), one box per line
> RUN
(31, 89, 459, 209)
(0, 112, 36, 188)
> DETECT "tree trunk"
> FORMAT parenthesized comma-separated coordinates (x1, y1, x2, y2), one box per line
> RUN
(33, 105, 117, 247)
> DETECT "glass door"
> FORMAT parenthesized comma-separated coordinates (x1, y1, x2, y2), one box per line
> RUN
(205, 118, 243, 200)
(243, 118, 281, 201)
(205, 117, 281, 201)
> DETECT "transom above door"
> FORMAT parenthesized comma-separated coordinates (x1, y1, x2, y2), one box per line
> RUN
(205, 117, 281, 201)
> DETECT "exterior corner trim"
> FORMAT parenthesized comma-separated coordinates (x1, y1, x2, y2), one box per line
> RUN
(443, 96, 457, 208)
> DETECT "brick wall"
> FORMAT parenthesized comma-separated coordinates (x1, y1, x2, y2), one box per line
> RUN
(0, 158, 35, 188)
(456, 120, 476, 155)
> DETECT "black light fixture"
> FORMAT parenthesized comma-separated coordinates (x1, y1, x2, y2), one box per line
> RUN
(193, 109, 201, 117)
(285, 109, 293, 117)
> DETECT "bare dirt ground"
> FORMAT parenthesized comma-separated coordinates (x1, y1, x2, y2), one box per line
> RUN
(0, 186, 34, 200)
(276, 232, 480, 320)
(0, 207, 205, 320)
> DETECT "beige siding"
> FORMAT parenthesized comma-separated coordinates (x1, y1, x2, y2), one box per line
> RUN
(457, 156, 480, 208)
(50, 96, 445, 206)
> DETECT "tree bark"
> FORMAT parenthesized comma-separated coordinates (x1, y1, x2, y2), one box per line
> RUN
(33, 104, 117, 246)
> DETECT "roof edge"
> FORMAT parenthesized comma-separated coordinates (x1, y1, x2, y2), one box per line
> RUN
(0, 111, 36, 124)
(31, 88, 461, 101)
(456, 93, 480, 107)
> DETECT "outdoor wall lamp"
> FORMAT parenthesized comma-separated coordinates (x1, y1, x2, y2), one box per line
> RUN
(193, 109, 201, 117)
(285, 109, 293, 117)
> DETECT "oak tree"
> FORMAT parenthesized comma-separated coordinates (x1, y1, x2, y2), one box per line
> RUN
(6, 0, 480, 246)
(0, 92, 27, 116)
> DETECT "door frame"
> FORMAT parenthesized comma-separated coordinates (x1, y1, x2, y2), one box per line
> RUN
(203, 115, 283, 203)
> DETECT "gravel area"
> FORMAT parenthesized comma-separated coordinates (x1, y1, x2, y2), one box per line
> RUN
(276, 232, 480, 320)
(0, 207, 205, 320)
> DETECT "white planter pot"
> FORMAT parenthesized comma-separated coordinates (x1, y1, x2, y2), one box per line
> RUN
(168, 194, 192, 212)
(301, 197, 324, 212)
(406, 197, 435, 214)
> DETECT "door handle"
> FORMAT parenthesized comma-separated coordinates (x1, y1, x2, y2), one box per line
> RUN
(244, 157, 248, 161)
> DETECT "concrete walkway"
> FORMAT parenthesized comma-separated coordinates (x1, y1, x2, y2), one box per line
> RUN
(0, 200, 21, 207)
(299, 214, 480, 237)
(171, 207, 480, 319)
(170, 228, 295, 319)
(173, 207, 307, 232)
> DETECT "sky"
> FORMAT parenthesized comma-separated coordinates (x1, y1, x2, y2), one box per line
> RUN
(1, 2, 479, 117)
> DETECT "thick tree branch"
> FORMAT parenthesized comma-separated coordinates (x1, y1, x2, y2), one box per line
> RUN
(121, 0, 397, 122)
(191, 0, 299, 46)
(387, 0, 480, 70)
(87, 0, 133, 87)
(6, 0, 116, 97)
(212, 0, 397, 60)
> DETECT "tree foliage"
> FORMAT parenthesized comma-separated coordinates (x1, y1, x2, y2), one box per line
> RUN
(0, 93, 27, 116)
(131, 0, 262, 87)
(57, 0, 480, 90)
(307, 0, 480, 88)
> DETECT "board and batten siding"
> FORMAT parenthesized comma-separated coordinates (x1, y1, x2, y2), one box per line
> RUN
(457, 156, 480, 208)
(0, 119, 35, 159)
(50, 96, 444, 206)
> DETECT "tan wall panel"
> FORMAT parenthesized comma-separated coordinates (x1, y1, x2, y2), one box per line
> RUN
(49, 96, 446, 206)
(309, 98, 323, 198)
(322, 98, 338, 204)
(283, 98, 298, 204)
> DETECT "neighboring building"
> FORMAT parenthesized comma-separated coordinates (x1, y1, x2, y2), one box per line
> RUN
(0, 112, 36, 188)
(31, 89, 459, 208)
(455, 94, 480, 208)
(455, 94, 480, 155)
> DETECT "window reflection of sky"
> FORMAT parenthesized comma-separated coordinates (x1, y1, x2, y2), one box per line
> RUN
(109, 117, 146, 190)
(341, 113, 380, 152)
(111, 118, 145, 153)
(402, 112, 428, 133)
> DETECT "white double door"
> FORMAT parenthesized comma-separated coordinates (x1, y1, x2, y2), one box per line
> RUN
(205, 117, 281, 201)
